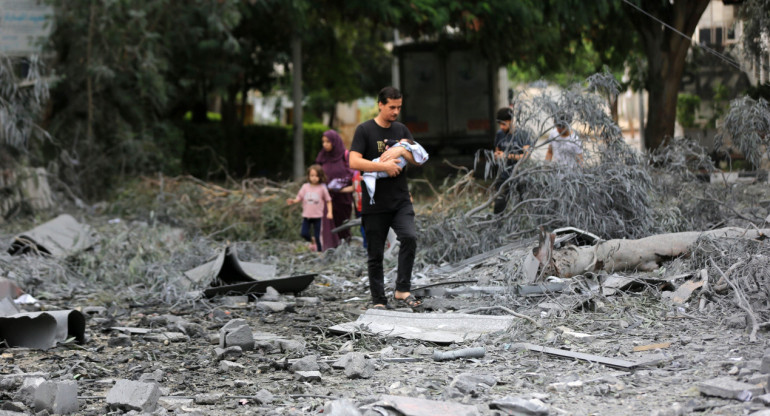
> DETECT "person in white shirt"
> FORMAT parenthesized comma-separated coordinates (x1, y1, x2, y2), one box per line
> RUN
(545, 114, 583, 169)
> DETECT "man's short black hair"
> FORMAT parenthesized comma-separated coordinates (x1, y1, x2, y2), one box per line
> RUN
(496, 107, 513, 122)
(378, 87, 402, 104)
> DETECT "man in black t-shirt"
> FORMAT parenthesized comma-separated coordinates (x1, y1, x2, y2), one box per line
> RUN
(349, 87, 425, 310)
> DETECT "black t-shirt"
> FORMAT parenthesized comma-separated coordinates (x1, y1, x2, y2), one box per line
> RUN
(351, 119, 414, 214)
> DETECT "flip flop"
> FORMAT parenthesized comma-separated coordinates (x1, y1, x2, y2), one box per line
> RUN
(393, 294, 422, 309)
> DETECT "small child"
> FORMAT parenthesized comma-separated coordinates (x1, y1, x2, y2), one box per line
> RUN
(286, 164, 333, 252)
(362, 138, 429, 204)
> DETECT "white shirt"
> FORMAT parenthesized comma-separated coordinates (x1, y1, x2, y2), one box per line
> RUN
(548, 128, 582, 169)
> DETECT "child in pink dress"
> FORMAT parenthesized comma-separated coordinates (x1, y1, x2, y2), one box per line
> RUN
(286, 164, 333, 252)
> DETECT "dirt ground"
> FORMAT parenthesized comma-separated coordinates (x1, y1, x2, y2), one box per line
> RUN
(1, 233, 769, 416)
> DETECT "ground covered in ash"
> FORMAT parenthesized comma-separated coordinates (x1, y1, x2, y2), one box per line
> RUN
(1, 213, 770, 416)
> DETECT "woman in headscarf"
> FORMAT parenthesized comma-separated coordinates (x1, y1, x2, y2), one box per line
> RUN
(315, 129, 354, 250)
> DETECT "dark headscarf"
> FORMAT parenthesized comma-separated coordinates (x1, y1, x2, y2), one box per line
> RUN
(315, 130, 352, 182)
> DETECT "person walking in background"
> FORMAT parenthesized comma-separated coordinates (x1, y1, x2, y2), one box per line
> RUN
(286, 164, 333, 252)
(315, 129, 354, 250)
(545, 113, 583, 169)
(492, 106, 533, 215)
(349, 86, 427, 310)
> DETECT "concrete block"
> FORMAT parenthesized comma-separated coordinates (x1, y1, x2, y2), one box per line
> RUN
(33, 380, 78, 415)
(294, 371, 322, 382)
(106, 379, 160, 412)
(224, 325, 254, 351)
(761, 350, 770, 374)
(698, 377, 764, 400)
(14, 376, 45, 406)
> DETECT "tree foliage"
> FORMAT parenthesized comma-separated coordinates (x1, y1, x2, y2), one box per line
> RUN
(0, 54, 49, 162)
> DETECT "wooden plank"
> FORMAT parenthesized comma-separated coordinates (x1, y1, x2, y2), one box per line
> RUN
(516, 342, 638, 370)
(632, 342, 671, 352)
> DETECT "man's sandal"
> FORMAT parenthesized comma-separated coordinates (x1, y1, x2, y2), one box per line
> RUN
(393, 294, 422, 309)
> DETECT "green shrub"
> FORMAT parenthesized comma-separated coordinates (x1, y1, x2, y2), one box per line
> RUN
(181, 122, 332, 179)
(677, 93, 701, 128)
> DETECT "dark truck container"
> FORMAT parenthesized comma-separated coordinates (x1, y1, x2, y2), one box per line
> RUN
(395, 42, 505, 164)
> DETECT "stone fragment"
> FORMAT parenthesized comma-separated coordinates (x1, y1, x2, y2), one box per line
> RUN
(220, 360, 246, 372)
(220, 324, 254, 351)
(295, 371, 322, 382)
(448, 373, 497, 397)
(291, 355, 320, 372)
(761, 350, 770, 374)
(108, 335, 132, 347)
(276, 338, 305, 354)
(106, 380, 161, 412)
(698, 377, 764, 401)
(33, 380, 78, 415)
(14, 377, 45, 406)
(255, 388, 274, 404)
(144, 331, 188, 343)
(256, 301, 289, 313)
(753, 393, 770, 405)
(344, 353, 375, 379)
(261, 287, 281, 301)
(323, 398, 362, 416)
(214, 346, 243, 361)
(138, 369, 164, 383)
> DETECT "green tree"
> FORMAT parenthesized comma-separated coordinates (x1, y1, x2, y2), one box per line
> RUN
(0, 54, 49, 165)
(45, 0, 241, 198)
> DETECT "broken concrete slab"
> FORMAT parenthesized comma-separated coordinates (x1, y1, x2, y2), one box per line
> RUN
(0, 310, 86, 349)
(34, 380, 78, 415)
(328, 310, 515, 344)
(370, 394, 480, 416)
(106, 380, 160, 412)
(698, 377, 764, 401)
(8, 214, 95, 258)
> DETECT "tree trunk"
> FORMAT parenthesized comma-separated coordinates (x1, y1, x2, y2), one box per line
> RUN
(292, 34, 304, 180)
(535, 227, 770, 278)
(629, 0, 710, 151)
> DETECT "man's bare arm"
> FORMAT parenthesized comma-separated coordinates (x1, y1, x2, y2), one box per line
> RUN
(349, 151, 402, 177)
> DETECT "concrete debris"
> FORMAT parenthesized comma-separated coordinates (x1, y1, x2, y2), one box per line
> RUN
(294, 371, 322, 382)
(342, 352, 375, 379)
(33, 380, 78, 415)
(323, 398, 362, 416)
(15, 377, 45, 407)
(489, 396, 550, 416)
(761, 349, 770, 373)
(370, 394, 480, 416)
(447, 373, 497, 397)
(219, 360, 246, 372)
(105, 379, 161, 412)
(213, 346, 243, 361)
(219, 319, 254, 351)
(328, 309, 515, 344)
(254, 389, 274, 404)
(291, 355, 320, 372)
(697, 376, 764, 401)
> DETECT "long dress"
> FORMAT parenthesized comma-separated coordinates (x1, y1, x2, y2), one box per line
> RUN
(315, 130, 354, 250)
